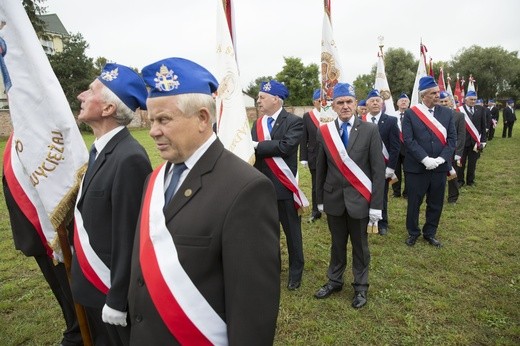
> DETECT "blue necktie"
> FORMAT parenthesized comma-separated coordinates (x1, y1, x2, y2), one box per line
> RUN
(87, 144, 97, 171)
(371, 116, 377, 124)
(164, 163, 187, 205)
(341, 122, 350, 148)
(267, 117, 274, 133)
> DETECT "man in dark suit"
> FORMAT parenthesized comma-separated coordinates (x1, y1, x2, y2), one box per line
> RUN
(314, 82, 385, 308)
(72, 63, 152, 345)
(300, 88, 322, 222)
(487, 99, 499, 140)
(457, 91, 487, 187)
(2, 171, 82, 346)
(393, 93, 410, 198)
(439, 92, 465, 204)
(503, 99, 517, 138)
(403, 76, 456, 248)
(251, 80, 305, 291)
(128, 57, 280, 345)
(365, 89, 401, 235)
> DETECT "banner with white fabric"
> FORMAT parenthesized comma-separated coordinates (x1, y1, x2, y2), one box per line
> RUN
(215, 0, 255, 164)
(0, 0, 88, 259)
(320, 6, 344, 123)
(411, 43, 428, 106)
(375, 51, 397, 117)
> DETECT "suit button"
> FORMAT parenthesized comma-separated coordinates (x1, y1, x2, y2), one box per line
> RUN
(137, 277, 144, 286)
(135, 314, 143, 323)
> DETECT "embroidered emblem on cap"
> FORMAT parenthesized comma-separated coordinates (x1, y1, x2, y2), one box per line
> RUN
(262, 81, 272, 92)
(154, 64, 180, 92)
(100, 67, 119, 82)
(349, 84, 355, 95)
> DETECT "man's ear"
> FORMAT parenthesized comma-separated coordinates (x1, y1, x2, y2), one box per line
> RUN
(102, 102, 116, 117)
(197, 108, 212, 131)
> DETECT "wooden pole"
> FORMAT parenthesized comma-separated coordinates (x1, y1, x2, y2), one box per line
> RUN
(57, 223, 93, 346)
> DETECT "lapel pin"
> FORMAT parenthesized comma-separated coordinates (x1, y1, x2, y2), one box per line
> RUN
(184, 189, 192, 197)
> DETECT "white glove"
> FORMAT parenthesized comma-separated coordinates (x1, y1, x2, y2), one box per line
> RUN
(252, 141, 259, 149)
(368, 208, 382, 224)
(481, 142, 487, 148)
(317, 204, 324, 212)
(421, 156, 438, 170)
(300, 160, 308, 167)
(102, 304, 127, 327)
(434, 157, 445, 165)
(385, 167, 395, 179)
(454, 155, 461, 161)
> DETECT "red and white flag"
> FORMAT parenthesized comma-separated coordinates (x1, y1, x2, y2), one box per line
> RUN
(437, 67, 446, 92)
(411, 42, 428, 106)
(375, 50, 396, 116)
(467, 74, 476, 94)
(454, 73, 463, 107)
(0, 0, 88, 260)
(215, 0, 255, 164)
(320, 0, 344, 123)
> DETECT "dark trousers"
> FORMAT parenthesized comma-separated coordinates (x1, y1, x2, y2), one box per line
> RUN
(278, 199, 304, 282)
(380, 180, 389, 228)
(35, 255, 83, 346)
(83, 305, 130, 346)
(502, 121, 515, 138)
(405, 171, 447, 238)
(488, 126, 495, 140)
(447, 175, 459, 203)
(458, 146, 480, 186)
(325, 212, 370, 292)
(392, 152, 407, 197)
(309, 168, 320, 217)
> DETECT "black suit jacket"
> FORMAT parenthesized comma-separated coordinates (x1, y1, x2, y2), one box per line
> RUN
(374, 113, 401, 170)
(128, 139, 280, 345)
(462, 105, 488, 146)
(453, 110, 466, 157)
(71, 127, 152, 311)
(402, 105, 456, 173)
(316, 117, 385, 218)
(299, 110, 320, 169)
(251, 109, 303, 200)
(489, 106, 499, 121)
(504, 106, 517, 123)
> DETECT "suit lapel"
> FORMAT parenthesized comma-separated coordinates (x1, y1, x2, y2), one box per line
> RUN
(81, 128, 130, 201)
(270, 109, 286, 138)
(163, 139, 224, 223)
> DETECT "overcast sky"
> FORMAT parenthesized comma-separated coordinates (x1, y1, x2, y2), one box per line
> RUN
(46, 0, 519, 89)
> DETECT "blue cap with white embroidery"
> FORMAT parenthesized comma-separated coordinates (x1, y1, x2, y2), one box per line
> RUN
(260, 80, 289, 100)
(97, 63, 148, 111)
(333, 83, 356, 99)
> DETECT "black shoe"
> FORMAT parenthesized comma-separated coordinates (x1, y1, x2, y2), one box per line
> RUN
(405, 235, 419, 246)
(447, 200, 457, 204)
(378, 227, 388, 235)
(424, 236, 442, 247)
(287, 280, 301, 290)
(314, 283, 342, 299)
(352, 291, 367, 309)
(392, 193, 401, 198)
(308, 213, 322, 223)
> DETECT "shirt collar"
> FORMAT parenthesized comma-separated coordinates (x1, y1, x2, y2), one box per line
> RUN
(92, 126, 125, 157)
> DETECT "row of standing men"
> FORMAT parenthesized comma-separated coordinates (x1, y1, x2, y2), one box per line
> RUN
(3, 56, 516, 345)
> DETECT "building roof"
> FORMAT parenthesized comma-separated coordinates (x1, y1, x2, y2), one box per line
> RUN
(38, 14, 69, 37)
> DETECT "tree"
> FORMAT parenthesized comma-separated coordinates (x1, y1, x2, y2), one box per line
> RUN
(23, 0, 47, 38)
(383, 48, 417, 101)
(274, 57, 320, 107)
(353, 73, 375, 101)
(449, 45, 520, 102)
(48, 33, 97, 112)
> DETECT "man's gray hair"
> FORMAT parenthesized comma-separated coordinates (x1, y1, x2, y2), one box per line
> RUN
(100, 86, 135, 126)
(175, 93, 216, 124)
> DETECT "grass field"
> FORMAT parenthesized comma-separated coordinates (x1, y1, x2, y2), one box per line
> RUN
(1, 121, 519, 345)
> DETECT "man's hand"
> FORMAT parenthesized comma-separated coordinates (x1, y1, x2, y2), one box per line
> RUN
(300, 160, 308, 168)
(368, 209, 382, 224)
(102, 304, 127, 327)
(385, 167, 395, 179)
(421, 156, 438, 170)
(252, 141, 259, 149)
(317, 204, 324, 213)
(434, 157, 445, 166)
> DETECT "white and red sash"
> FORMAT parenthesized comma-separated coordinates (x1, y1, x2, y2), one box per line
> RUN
(410, 105, 447, 145)
(73, 178, 110, 294)
(139, 164, 228, 345)
(256, 117, 309, 211)
(320, 122, 372, 202)
(397, 114, 404, 143)
(309, 109, 320, 128)
(457, 106, 481, 146)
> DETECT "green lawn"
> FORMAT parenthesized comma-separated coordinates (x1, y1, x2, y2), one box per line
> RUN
(1, 121, 519, 345)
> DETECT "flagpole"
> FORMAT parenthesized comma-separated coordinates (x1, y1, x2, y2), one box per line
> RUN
(57, 223, 93, 346)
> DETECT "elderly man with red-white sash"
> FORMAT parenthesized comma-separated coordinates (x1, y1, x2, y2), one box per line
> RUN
(128, 58, 280, 346)
(313, 82, 385, 309)
(251, 80, 307, 292)
(402, 76, 456, 248)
